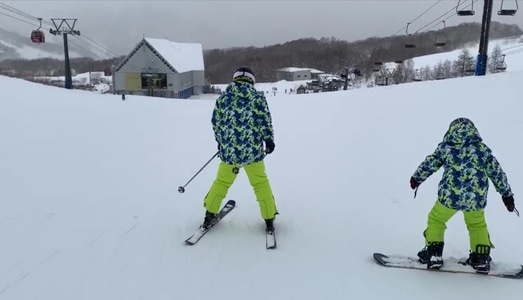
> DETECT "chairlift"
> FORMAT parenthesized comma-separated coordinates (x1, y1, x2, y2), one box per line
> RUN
(434, 21, 447, 47)
(498, 0, 518, 16)
(495, 54, 508, 71)
(413, 69, 422, 81)
(404, 23, 416, 48)
(31, 18, 45, 43)
(373, 62, 383, 72)
(376, 75, 387, 86)
(464, 60, 476, 74)
(456, 0, 475, 16)
(465, 66, 476, 74)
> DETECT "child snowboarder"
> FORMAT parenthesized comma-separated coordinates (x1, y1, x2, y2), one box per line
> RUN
(410, 117, 516, 273)
(201, 67, 278, 233)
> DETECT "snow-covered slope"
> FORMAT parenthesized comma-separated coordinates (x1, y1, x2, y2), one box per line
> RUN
(0, 68, 522, 299)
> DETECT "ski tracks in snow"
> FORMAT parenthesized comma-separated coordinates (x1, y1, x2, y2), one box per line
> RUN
(0, 250, 60, 297)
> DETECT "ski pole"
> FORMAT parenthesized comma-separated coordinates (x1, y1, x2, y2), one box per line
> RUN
(178, 151, 219, 193)
(514, 207, 520, 217)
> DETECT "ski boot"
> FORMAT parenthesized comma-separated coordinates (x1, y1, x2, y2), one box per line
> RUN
(265, 218, 275, 234)
(417, 242, 444, 269)
(466, 244, 491, 274)
(201, 211, 216, 230)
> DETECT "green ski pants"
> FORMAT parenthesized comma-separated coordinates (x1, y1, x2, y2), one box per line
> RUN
(424, 200, 491, 251)
(203, 160, 277, 220)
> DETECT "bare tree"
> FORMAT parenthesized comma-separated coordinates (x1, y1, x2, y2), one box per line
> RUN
(488, 44, 505, 73)
(452, 48, 475, 77)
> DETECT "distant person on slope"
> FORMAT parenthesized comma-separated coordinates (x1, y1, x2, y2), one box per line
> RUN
(201, 67, 278, 233)
(409, 117, 516, 273)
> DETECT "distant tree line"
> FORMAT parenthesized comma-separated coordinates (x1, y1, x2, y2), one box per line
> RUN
(0, 21, 520, 84)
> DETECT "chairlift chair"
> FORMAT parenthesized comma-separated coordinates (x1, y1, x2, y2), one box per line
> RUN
(495, 62, 508, 71)
(373, 62, 383, 72)
(498, 0, 518, 16)
(31, 18, 45, 43)
(464, 60, 476, 74)
(404, 23, 416, 48)
(495, 54, 508, 71)
(413, 69, 422, 82)
(465, 66, 476, 74)
(434, 21, 447, 47)
(456, 0, 475, 16)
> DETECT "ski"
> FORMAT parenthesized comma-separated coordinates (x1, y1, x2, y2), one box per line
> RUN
(266, 230, 277, 249)
(184, 199, 236, 245)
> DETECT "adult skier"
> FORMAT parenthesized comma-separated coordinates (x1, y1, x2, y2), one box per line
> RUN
(201, 67, 278, 233)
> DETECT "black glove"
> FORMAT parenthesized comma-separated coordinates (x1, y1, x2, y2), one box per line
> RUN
(217, 143, 221, 152)
(410, 177, 420, 190)
(502, 195, 515, 212)
(264, 140, 275, 154)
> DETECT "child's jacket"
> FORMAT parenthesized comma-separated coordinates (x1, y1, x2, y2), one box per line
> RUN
(412, 120, 512, 211)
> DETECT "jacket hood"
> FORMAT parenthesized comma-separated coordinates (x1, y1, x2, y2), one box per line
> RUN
(442, 118, 482, 146)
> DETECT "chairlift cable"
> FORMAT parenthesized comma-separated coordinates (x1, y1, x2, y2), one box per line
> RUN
(416, 0, 479, 34)
(0, 5, 148, 74)
(391, 0, 443, 36)
(0, 2, 119, 59)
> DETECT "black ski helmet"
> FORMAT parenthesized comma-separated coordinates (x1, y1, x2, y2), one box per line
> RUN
(232, 67, 255, 84)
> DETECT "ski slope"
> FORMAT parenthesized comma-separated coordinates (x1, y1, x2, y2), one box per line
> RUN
(0, 68, 522, 299)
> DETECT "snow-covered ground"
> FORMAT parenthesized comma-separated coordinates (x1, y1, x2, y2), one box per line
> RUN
(1, 50, 522, 299)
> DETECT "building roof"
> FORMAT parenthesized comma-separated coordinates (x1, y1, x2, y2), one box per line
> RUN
(115, 37, 204, 73)
(278, 67, 324, 73)
(144, 38, 204, 73)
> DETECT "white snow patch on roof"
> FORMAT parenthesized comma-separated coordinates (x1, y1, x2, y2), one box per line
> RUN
(278, 67, 324, 73)
(145, 38, 204, 73)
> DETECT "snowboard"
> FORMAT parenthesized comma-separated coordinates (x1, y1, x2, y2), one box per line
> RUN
(373, 252, 523, 279)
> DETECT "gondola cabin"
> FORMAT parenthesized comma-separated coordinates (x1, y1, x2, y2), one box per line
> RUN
(31, 29, 45, 43)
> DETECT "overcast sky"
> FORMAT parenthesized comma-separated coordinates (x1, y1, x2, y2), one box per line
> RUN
(2, 0, 522, 56)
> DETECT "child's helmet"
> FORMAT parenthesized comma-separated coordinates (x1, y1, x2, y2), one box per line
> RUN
(449, 117, 475, 129)
(233, 67, 255, 84)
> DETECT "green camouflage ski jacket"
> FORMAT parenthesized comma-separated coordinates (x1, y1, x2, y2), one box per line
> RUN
(412, 118, 512, 211)
(211, 81, 274, 166)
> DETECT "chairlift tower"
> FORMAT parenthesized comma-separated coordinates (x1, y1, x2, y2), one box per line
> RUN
(49, 18, 80, 89)
(458, 0, 518, 76)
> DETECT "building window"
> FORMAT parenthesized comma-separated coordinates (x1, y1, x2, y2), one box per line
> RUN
(141, 73, 167, 89)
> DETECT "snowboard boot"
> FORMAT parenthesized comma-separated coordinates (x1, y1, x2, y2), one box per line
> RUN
(201, 211, 216, 230)
(418, 242, 444, 269)
(466, 244, 491, 274)
(417, 247, 430, 264)
(265, 218, 275, 234)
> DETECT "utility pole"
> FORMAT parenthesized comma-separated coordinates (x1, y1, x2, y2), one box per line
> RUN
(475, 0, 494, 76)
(49, 19, 80, 89)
